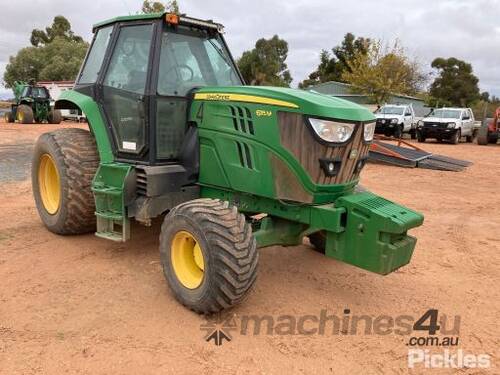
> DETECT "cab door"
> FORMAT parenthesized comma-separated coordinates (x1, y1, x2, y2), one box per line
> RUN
(403, 107, 413, 131)
(100, 23, 155, 159)
(462, 109, 473, 135)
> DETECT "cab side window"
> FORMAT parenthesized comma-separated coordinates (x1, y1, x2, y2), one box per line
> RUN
(102, 24, 154, 154)
(104, 25, 153, 94)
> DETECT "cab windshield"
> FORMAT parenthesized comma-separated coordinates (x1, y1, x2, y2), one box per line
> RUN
(31, 87, 48, 99)
(158, 27, 242, 96)
(378, 106, 404, 115)
(430, 109, 461, 119)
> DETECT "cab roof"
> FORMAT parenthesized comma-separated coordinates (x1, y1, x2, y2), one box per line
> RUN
(92, 12, 224, 33)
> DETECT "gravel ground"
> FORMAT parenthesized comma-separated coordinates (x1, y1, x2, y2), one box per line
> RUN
(0, 121, 498, 374)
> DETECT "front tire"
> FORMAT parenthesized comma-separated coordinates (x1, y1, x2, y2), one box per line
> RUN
(4, 111, 14, 123)
(32, 128, 99, 234)
(17, 104, 34, 124)
(160, 199, 258, 314)
(48, 109, 62, 124)
(451, 129, 461, 144)
(308, 231, 326, 253)
(417, 131, 426, 143)
(394, 124, 403, 139)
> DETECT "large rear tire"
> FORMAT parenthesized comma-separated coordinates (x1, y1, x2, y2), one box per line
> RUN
(160, 199, 258, 314)
(17, 104, 34, 124)
(477, 126, 489, 145)
(32, 128, 99, 234)
(48, 109, 62, 124)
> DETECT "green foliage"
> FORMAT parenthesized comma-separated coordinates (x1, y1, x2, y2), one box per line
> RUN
(428, 57, 480, 107)
(342, 40, 426, 104)
(4, 18, 87, 88)
(141, 0, 179, 14)
(237, 35, 292, 87)
(470, 97, 500, 120)
(299, 33, 370, 88)
(39, 37, 88, 81)
(30, 16, 83, 47)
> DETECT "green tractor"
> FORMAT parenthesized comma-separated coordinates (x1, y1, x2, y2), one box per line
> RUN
(4, 80, 62, 124)
(32, 13, 424, 314)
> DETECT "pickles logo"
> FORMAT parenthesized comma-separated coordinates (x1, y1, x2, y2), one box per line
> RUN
(256, 110, 272, 117)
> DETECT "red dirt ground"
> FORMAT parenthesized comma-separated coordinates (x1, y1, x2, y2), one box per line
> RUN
(0, 120, 498, 374)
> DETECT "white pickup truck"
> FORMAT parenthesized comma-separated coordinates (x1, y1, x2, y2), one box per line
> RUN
(416, 107, 476, 144)
(374, 104, 417, 139)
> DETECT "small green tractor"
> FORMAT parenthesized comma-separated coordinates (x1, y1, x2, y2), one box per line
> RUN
(32, 13, 424, 314)
(4, 80, 62, 124)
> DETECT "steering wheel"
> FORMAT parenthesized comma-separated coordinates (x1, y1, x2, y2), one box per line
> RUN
(164, 64, 194, 82)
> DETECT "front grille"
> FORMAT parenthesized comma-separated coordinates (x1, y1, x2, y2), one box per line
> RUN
(423, 122, 447, 129)
(277, 112, 370, 185)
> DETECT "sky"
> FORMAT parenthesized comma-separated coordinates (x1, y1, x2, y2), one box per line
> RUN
(0, 0, 499, 99)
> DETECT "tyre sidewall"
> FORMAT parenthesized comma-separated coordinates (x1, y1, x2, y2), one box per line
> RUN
(32, 133, 70, 231)
(160, 212, 216, 307)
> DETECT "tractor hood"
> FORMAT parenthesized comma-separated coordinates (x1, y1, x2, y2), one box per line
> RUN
(423, 117, 459, 123)
(375, 113, 403, 120)
(194, 86, 375, 123)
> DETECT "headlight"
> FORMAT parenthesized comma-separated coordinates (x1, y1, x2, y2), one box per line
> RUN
(363, 122, 375, 142)
(309, 118, 355, 143)
(447, 122, 456, 129)
(418, 120, 423, 127)
(381, 119, 386, 124)
(391, 118, 398, 124)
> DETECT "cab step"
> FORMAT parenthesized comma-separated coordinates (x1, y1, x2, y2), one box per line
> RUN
(92, 163, 133, 242)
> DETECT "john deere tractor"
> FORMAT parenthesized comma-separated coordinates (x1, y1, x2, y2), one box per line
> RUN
(4, 80, 62, 124)
(32, 13, 424, 314)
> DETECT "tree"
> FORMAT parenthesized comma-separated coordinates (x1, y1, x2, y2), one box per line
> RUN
(342, 40, 426, 104)
(4, 18, 87, 88)
(299, 33, 370, 88)
(428, 57, 480, 107)
(30, 16, 83, 47)
(237, 35, 292, 87)
(141, 0, 180, 14)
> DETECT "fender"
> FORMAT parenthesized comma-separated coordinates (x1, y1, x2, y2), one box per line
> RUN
(55, 90, 114, 163)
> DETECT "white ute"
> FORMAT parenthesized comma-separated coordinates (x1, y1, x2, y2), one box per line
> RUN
(374, 104, 416, 139)
(416, 107, 476, 144)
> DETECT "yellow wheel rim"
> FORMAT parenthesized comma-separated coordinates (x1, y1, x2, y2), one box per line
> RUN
(38, 154, 61, 214)
(17, 111, 23, 122)
(171, 231, 205, 289)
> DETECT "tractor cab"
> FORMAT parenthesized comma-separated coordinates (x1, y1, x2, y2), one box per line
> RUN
(70, 13, 242, 165)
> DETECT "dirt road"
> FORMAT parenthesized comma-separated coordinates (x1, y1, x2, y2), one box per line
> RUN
(0, 121, 499, 374)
